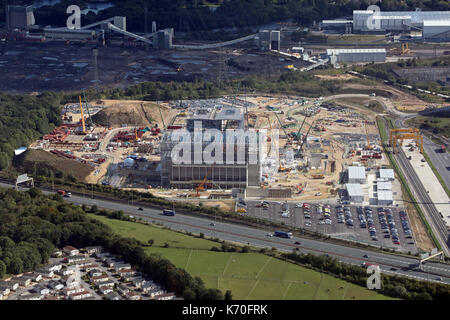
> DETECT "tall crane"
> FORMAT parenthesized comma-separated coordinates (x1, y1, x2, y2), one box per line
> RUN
(78, 96, 86, 134)
(364, 120, 372, 150)
(82, 90, 95, 127)
(274, 112, 292, 145)
(296, 120, 314, 157)
(294, 116, 307, 142)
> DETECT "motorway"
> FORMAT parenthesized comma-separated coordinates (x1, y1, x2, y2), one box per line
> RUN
(422, 135, 450, 190)
(2, 181, 450, 286)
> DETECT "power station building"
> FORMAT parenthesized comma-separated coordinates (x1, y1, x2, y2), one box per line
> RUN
(5, 5, 35, 30)
(160, 107, 262, 189)
(326, 48, 386, 64)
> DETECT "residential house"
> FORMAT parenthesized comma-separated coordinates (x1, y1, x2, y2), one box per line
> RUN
(0, 285, 10, 297)
(36, 267, 54, 278)
(64, 286, 85, 297)
(23, 272, 42, 282)
(12, 276, 31, 287)
(0, 281, 19, 291)
(118, 269, 136, 279)
(48, 262, 63, 272)
(117, 284, 130, 295)
(22, 293, 44, 300)
(85, 246, 102, 255)
(63, 246, 79, 256)
(65, 255, 88, 264)
(60, 275, 80, 289)
(91, 275, 109, 283)
(125, 291, 141, 300)
(114, 263, 132, 273)
(82, 264, 99, 272)
(97, 280, 115, 288)
(148, 288, 164, 298)
(154, 292, 175, 300)
(132, 277, 148, 289)
(52, 250, 63, 258)
(140, 282, 157, 293)
(104, 258, 117, 268)
(32, 285, 50, 295)
(106, 291, 121, 300)
(69, 290, 92, 300)
(99, 285, 113, 295)
(59, 266, 75, 276)
(88, 269, 103, 278)
(48, 280, 64, 291)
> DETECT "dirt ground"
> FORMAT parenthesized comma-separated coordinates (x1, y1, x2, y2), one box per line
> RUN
(339, 82, 433, 112)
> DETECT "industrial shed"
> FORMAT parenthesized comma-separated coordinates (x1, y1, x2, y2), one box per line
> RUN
(377, 190, 393, 206)
(326, 48, 386, 64)
(346, 183, 364, 203)
(348, 166, 366, 184)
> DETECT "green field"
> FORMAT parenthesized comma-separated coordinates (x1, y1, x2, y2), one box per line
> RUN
(90, 214, 394, 300)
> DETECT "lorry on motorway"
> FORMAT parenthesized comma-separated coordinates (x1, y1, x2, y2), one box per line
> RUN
(57, 190, 71, 197)
(162, 209, 175, 216)
(274, 231, 293, 239)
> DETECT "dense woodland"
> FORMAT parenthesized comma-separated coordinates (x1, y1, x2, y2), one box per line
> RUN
(0, 187, 225, 300)
(1, 0, 450, 34)
(0, 92, 62, 171)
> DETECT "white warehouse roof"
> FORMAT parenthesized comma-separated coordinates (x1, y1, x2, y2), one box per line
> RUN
(377, 181, 392, 190)
(326, 48, 386, 55)
(380, 169, 394, 180)
(346, 183, 364, 197)
(348, 166, 366, 180)
(422, 20, 450, 27)
(378, 190, 393, 201)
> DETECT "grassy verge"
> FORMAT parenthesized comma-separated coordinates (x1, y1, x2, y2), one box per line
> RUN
(376, 117, 441, 251)
(89, 214, 393, 300)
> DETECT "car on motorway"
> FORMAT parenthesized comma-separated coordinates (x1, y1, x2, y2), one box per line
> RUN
(138, 207, 144, 211)
(363, 254, 369, 258)
(210, 223, 215, 226)
(294, 241, 301, 245)
(266, 233, 273, 237)
(390, 267, 397, 271)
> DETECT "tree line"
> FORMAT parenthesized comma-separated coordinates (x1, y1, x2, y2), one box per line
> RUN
(3, 0, 450, 35)
(0, 187, 226, 300)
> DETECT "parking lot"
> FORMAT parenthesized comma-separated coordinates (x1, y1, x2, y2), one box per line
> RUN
(244, 200, 417, 253)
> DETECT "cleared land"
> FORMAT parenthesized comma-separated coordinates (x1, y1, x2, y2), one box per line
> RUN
(13, 149, 94, 181)
(89, 214, 394, 300)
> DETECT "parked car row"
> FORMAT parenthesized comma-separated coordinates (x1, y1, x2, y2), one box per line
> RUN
(302, 203, 312, 227)
(363, 206, 378, 241)
(399, 210, 413, 238)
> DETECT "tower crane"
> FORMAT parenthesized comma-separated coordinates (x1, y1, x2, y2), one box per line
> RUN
(78, 96, 86, 135)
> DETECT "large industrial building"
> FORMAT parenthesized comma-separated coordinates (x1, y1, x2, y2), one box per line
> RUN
(346, 183, 364, 203)
(160, 106, 262, 189)
(326, 48, 387, 64)
(348, 166, 367, 184)
(322, 10, 450, 41)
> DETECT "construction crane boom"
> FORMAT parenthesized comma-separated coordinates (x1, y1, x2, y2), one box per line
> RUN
(274, 112, 291, 143)
(78, 96, 86, 134)
(296, 120, 314, 156)
(82, 91, 94, 127)
(295, 116, 307, 141)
